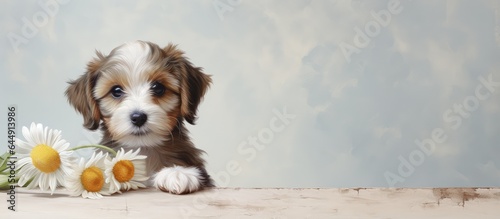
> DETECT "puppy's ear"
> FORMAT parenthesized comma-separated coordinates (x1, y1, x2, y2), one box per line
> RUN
(65, 51, 106, 130)
(164, 44, 212, 125)
(181, 65, 212, 125)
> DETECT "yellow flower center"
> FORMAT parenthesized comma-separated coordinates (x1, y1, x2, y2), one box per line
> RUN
(81, 166, 104, 192)
(112, 160, 135, 183)
(30, 144, 61, 173)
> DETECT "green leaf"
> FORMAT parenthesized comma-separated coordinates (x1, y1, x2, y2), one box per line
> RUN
(0, 175, 10, 190)
(0, 152, 11, 170)
(0, 152, 13, 174)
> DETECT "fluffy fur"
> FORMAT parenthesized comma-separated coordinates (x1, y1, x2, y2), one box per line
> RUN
(65, 41, 213, 194)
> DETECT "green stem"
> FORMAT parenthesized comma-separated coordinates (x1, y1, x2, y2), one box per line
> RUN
(69, 145, 117, 156)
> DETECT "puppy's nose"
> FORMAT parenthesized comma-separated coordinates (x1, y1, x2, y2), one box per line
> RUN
(130, 111, 147, 127)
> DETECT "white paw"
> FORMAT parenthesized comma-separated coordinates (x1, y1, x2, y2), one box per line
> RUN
(153, 166, 202, 194)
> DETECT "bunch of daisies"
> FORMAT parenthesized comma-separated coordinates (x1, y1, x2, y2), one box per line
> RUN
(4, 123, 149, 199)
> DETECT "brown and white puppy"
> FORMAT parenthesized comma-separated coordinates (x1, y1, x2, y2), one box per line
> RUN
(65, 41, 213, 194)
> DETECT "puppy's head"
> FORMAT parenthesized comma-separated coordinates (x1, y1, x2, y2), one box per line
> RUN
(66, 41, 211, 147)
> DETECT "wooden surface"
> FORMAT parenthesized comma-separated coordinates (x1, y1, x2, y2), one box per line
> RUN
(2, 187, 500, 218)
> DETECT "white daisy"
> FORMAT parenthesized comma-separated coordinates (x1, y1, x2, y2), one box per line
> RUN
(15, 123, 73, 194)
(66, 151, 112, 199)
(105, 148, 148, 193)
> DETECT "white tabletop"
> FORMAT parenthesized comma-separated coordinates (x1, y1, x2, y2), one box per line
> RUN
(2, 187, 500, 218)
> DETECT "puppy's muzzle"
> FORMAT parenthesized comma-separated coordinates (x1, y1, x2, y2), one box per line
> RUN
(130, 111, 148, 127)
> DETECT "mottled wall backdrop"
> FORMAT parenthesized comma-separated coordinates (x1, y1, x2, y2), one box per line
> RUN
(1, 0, 499, 188)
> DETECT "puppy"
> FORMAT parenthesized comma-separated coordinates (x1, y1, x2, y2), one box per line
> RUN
(65, 40, 213, 194)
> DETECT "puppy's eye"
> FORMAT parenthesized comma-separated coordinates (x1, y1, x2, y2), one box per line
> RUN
(110, 85, 124, 98)
(151, 81, 165, 96)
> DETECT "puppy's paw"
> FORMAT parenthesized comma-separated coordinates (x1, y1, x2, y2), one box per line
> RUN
(153, 166, 202, 194)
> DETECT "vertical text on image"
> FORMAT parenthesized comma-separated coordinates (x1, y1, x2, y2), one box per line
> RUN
(6, 105, 17, 211)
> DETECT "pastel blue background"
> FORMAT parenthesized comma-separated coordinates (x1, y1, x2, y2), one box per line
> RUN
(1, 0, 500, 188)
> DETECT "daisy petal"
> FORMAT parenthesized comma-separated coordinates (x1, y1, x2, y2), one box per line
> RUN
(15, 123, 73, 195)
